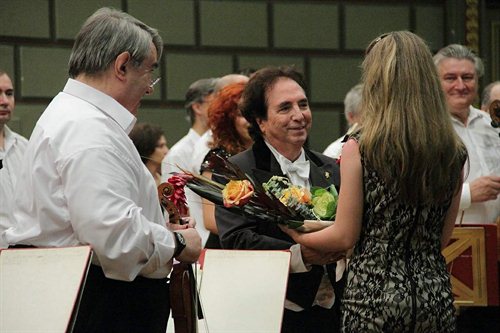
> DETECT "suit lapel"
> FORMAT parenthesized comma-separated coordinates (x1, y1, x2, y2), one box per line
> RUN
(251, 138, 284, 184)
(309, 162, 333, 188)
(306, 149, 335, 188)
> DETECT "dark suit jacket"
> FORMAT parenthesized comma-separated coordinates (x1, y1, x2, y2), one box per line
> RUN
(214, 137, 342, 309)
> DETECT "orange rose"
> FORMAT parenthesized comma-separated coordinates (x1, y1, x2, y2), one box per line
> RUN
(222, 180, 255, 207)
(280, 186, 312, 205)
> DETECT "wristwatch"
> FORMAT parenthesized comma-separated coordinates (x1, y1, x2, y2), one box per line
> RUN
(173, 232, 186, 258)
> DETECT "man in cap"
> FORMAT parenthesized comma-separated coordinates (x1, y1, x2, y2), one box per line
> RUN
(162, 78, 218, 179)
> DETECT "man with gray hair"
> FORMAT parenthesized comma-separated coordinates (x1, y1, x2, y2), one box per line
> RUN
(481, 80, 500, 112)
(433, 44, 500, 225)
(323, 83, 362, 159)
(3, 8, 201, 332)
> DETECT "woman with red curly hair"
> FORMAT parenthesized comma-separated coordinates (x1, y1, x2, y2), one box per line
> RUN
(200, 82, 252, 248)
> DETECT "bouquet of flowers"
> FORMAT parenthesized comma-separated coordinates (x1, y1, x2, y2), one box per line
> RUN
(175, 151, 338, 232)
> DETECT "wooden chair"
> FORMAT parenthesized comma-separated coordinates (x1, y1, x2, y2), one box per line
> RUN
(443, 223, 499, 308)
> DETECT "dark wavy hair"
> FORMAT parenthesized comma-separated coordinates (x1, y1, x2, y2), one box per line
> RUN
(208, 82, 248, 155)
(239, 66, 307, 141)
(129, 123, 165, 164)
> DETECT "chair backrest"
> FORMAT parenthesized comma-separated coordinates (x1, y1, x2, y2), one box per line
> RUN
(443, 224, 499, 308)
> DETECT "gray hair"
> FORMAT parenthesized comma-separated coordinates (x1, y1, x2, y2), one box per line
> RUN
(214, 74, 249, 92)
(68, 7, 163, 78)
(481, 81, 500, 109)
(433, 44, 484, 78)
(344, 83, 363, 120)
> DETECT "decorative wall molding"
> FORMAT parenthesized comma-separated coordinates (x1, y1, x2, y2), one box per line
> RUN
(491, 21, 500, 81)
(465, 0, 479, 55)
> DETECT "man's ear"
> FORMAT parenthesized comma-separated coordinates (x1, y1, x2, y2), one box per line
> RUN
(192, 102, 203, 116)
(114, 52, 130, 81)
(256, 117, 266, 134)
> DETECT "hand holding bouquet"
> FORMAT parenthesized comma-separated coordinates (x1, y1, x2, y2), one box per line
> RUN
(261, 176, 338, 232)
(175, 151, 338, 232)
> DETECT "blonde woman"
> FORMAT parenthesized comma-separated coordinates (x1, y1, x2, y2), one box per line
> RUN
(282, 31, 467, 332)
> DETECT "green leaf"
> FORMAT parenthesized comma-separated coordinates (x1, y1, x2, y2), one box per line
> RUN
(310, 187, 326, 196)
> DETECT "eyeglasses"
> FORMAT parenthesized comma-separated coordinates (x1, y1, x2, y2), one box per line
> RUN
(150, 77, 161, 89)
(365, 33, 389, 56)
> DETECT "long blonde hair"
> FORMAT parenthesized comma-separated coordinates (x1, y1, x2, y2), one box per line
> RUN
(359, 31, 466, 204)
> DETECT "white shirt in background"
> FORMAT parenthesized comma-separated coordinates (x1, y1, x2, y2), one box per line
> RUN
(0, 125, 28, 248)
(323, 136, 344, 159)
(452, 106, 500, 224)
(184, 130, 213, 246)
(161, 128, 201, 181)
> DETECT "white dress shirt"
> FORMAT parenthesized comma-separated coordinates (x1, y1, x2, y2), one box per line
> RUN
(323, 136, 344, 159)
(0, 126, 28, 248)
(323, 124, 359, 159)
(161, 128, 210, 246)
(265, 141, 336, 311)
(4, 79, 175, 280)
(161, 128, 201, 181)
(183, 130, 213, 246)
(452, 106, 500, 224)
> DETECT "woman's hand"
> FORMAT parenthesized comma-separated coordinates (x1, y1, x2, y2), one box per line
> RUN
(278, 224, 302, 242)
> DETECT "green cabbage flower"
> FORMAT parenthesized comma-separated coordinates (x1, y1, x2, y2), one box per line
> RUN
(310, 185, 338, 220)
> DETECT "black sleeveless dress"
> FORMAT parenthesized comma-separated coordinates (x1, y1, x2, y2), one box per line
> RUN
(341, 138, 462, 332)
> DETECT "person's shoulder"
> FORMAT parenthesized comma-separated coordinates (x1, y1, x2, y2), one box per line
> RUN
(307, 149, 337, 165)
(470, 106, 500, 133)
(470, 105, 493, 122)
(167, 134, 192, 157)
(225, 148, 255, 173)
(323, 137, 343, 158)
(228, 148, 252, 163)
(5, 126, 28, 144)
(14, 132, 29, 147)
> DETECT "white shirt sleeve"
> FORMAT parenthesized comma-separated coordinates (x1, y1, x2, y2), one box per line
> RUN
(289, 243, 310, 273)
(459, 182, 471, 211)
(60, 147, 174, 281)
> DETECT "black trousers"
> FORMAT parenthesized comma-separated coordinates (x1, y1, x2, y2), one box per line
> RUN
(281, 304, 341, 333)
(73, 264, 170, 333)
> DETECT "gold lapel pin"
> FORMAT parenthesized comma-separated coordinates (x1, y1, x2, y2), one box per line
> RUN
(325, 171, 330, 179)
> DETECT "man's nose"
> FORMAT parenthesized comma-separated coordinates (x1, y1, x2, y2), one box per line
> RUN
(0, 93, 8, 106)
(290, 105, 305, 120)
(455, 77, 466, 90)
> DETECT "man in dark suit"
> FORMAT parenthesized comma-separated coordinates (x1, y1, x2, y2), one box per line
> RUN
(215, 66, 345, 333)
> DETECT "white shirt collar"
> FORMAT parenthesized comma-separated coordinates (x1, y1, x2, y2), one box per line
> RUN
(63, 79, 137, 134)
(264, 140, 310, 188)
(450, 105, 485, 127)
(265, 141, 306, 167)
